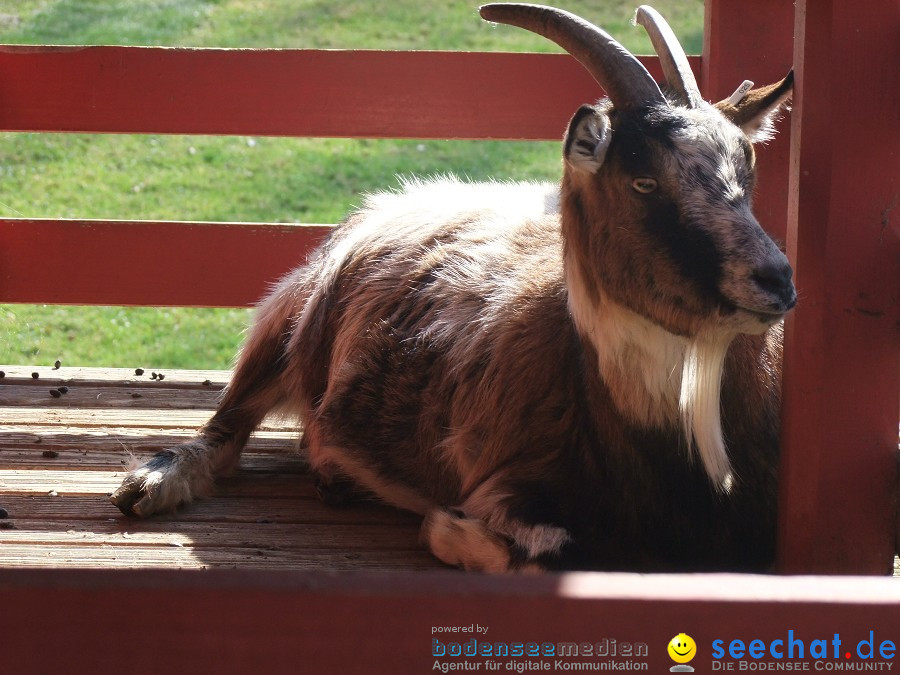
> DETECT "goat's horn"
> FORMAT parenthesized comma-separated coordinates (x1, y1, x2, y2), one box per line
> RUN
(480, 3, 665, 112)
(634, 5, 702, 108)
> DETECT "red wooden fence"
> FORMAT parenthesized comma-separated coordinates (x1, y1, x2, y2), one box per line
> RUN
(0, 49, 687, 307)
(0, 2, 896, 579)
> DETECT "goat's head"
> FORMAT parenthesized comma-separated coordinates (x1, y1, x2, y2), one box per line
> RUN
(480, 4, 796, 340)
(482, 4, 795, 486)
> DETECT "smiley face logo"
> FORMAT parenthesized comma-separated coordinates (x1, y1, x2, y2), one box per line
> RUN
(668, 633, 697, 670)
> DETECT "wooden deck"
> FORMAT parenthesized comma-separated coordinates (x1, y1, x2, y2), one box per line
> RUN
(0, 364, 445, 571)
(1, 363, 897, 576)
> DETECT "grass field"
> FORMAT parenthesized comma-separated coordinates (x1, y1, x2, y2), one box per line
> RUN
(0, 0, 703, 369)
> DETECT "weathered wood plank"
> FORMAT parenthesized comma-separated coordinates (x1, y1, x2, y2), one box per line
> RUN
(0, 428, 298, 459)
(0, 468, 321, 498)
(0, 407, 293, 431)
(0, 383, 222, 409)
(0, 444, 304, 472)
(0, 493, 422, 526)
(0, 519, 427, 551)
(0, 365, 232, 385)
(0, 544, 442, 569)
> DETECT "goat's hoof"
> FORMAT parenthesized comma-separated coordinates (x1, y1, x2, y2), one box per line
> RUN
(421, 508, 512, 573)
(109, 447, 206, 518)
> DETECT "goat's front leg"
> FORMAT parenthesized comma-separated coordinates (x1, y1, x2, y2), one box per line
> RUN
(108, 397, 272, 517)
(110, 302, 292, 517)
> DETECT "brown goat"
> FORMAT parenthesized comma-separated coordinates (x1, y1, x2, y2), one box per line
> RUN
(110, 4, 795, 572)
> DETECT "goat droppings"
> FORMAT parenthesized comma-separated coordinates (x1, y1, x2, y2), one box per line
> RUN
(135, 368, 145, 376)
(49, 389, 62, 398)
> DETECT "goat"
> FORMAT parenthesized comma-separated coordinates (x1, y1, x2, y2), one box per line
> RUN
(110, 4, 796, 572)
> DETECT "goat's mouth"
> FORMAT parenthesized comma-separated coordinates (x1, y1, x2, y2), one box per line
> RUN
(718, 299, 789, 330)
(733, 303, 789, 324)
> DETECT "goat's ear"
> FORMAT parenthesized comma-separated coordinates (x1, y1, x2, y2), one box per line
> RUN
(564, 105, 612, 174)
(715, 70, 793, 143)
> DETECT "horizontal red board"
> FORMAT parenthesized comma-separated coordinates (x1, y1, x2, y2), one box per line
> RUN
(0, 46, 687, 140)
(2, 569, 899, 674)
(0, 218, 331, 307)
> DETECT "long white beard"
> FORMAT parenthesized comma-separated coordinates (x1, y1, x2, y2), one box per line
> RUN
(679, 330, 736, 490)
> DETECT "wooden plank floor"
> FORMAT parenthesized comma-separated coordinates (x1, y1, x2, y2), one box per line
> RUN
(2, 363, 897, 576)
(0, 365, 445, 571)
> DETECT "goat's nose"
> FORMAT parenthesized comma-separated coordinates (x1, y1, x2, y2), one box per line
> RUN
(752, 260, 796, 310)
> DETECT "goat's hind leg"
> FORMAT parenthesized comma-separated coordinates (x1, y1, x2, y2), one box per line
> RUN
(421, 498, 574, 573)
(421, 509, 514, 573)
(110, 302, 292, 518)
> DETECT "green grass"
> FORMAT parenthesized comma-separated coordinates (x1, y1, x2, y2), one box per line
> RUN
(2, 305, 248, 369)
(0, 0, 703, 370)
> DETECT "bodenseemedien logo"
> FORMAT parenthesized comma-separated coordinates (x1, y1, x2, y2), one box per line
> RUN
(668, 633, 697, 672)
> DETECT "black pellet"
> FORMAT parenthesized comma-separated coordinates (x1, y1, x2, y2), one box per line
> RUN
(0, 507, 8, 519)
(42, 450, 59, 459)
(157, 373, 165, 381)
(49, 389, 62, 398)
(135, 368, 144, 376)
(53, 360, 61, 369)
(31, 372, 39, 379)
(57, 386, 68, 394)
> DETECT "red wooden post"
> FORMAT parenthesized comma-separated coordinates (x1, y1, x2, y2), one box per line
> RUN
(702, 0, 793, 243)
(778, 0, 899, 573)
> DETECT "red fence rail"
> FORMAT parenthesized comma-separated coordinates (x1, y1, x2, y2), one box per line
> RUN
(0, 46, 679, 140)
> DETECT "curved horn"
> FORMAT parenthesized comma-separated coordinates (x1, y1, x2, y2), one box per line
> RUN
(634, 5, 702, 108)
(480, 3, 665, 112)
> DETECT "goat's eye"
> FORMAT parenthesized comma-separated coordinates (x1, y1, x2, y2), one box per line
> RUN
(632, 177, 658, 194)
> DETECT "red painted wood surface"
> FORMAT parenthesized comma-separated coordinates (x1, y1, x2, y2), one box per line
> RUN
(702, 0, 793, 243)
(0, 218, 330, 307)
(0, 47, 691, 140)
(778, 0, 899, 573)
(2, 568, 899, 674)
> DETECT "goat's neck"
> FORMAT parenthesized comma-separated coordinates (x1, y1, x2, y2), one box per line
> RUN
(565, 256, 685, 429)
(565, 253, 736, 486)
